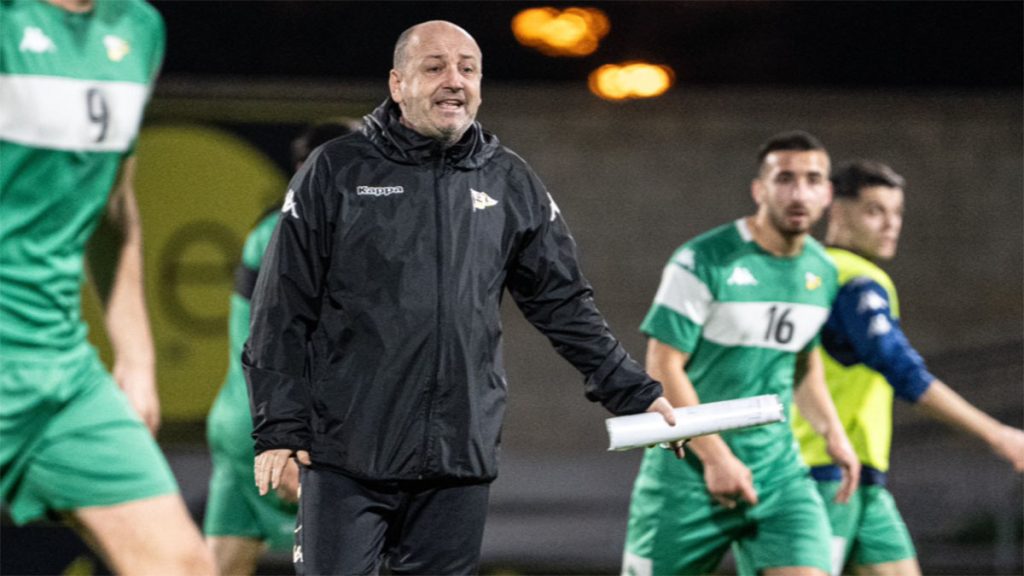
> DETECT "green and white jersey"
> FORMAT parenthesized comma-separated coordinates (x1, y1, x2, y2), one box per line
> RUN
(639, 218, 838, 485)
(0, 0, 165, 357)
(207, 212, 279, 463)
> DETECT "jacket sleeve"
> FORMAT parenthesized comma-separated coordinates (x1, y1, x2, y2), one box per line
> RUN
(505, 167, 662, 416)
(243, 148, 335, 453)
(825, 278, 935, 402)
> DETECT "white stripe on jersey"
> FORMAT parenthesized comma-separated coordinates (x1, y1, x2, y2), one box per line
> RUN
(652, 262, 712, 325)
(0, 74, 149, 152)
(702, 300, 830, 352)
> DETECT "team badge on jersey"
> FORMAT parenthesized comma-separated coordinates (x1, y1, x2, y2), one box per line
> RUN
(104, 35, 131, 62)
(19, 27, 56, 53)
(471, 188, 498, 211)
(805, 271, 822, 290)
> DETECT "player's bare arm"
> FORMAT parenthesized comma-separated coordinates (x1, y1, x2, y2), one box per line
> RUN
(916, 379, 1024, 472)
(646, 338, 758, 507)
(85, 156, 160, 434)
(793, 348, 860, 502)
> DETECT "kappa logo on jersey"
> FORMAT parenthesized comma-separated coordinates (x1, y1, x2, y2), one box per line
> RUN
(546, 192, 561, 222)
(674, 248, 696, 270)
(805, 271, 822, 291)
(858, 290, 888, 313)
(471, 188, 498, 211)
(19, 27, 56, 53)
(726, 266, 758, 286)
(282, 189, 299, 219)
(357, 185, 404, 197)
(103, 35, 131, 62)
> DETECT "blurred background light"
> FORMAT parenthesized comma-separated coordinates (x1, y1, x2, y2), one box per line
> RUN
(588, 61, 675, 101)
(512, 6, 610, 57)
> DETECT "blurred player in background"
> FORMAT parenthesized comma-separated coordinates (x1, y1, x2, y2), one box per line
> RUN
(791, 159, 1024, 576)
(0, 0, 214, 573)
(204, 119, 359, 575)
(623, 131, 859, 576)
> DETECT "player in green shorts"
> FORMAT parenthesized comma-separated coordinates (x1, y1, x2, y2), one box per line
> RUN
(623, 131, 860, 576)
(204, 120, 358, 575)
(791, 159, 1024, 576)
(0, 0, 214, 573)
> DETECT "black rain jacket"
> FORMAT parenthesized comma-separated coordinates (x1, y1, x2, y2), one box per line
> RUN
(243, 99, 662, 482)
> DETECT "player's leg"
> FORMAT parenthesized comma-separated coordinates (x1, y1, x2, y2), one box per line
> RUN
(845, 485, 919, 576)
(735, 474, 832, 576)
(385, 480, 491, 575)
(208, 536, 267, 576)
(74, 493, 214, 575)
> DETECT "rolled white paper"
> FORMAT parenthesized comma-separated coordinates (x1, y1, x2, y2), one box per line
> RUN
(606, 394, 785, 451)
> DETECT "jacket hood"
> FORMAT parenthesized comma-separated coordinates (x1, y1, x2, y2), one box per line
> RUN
(361, 99, 500, 169)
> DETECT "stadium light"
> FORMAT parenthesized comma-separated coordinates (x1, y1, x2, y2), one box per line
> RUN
(512, 7, 610, 57)
(588, 62, 675, 101)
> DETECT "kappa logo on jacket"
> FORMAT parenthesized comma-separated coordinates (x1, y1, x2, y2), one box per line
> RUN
(357, 185, 405, 197)
(546, 192, 561, 222)
(282, 189, 299, 219)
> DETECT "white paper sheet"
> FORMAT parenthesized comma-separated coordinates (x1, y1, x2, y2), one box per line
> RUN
(606, 394, 785, 451)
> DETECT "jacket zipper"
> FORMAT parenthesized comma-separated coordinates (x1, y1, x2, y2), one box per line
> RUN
(419, 149, 447, 477)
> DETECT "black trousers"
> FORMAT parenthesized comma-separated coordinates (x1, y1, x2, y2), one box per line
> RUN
(295, 466, 491, 575)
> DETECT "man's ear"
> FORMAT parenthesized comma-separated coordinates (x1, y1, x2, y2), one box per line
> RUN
(750, 178, 763, 206)
(388, 69, 403, 103)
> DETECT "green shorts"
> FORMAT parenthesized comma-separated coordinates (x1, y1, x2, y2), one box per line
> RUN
(625, 461, 832, 575)
(0, 346, 178, 524)
(204, 453, 298, 551)
(817, 481, 915, 573)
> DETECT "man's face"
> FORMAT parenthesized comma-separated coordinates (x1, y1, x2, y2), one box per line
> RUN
(835, 185, 904, 261)
(388, 23, 482, 145)
(753, 150, 833, 238)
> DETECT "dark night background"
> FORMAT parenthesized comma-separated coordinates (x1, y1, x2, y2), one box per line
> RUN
(151, 1, 1022, 88)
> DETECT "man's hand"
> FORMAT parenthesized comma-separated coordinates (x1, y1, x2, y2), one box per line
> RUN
(991, 425, 1024, 472)
(255, 449, 311, 496)
(703, 452, 759, 509)
(825, 428, 860, 503)
(275, 458, 301, 502)
(647, 397, 684, 458)
(113, 359, 160, 435)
